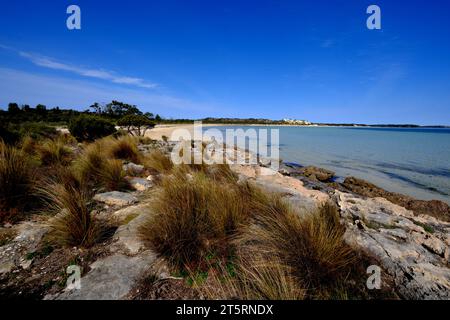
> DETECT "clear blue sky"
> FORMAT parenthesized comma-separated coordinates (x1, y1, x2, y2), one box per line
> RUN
(1, 0, 449, 124)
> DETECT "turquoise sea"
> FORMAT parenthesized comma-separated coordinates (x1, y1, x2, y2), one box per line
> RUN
(204, 126, 450, 204)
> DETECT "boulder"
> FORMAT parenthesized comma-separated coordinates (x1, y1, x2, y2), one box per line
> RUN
(93, 191, 138, 207)
(298, 166, 335, 182)
(337, 191, 450, 299)
(51, 251, 156, 300)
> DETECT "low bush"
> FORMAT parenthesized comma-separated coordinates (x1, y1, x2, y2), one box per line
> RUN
(69, 115, 116, 142)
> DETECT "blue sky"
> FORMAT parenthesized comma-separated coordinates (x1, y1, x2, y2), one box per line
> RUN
(1, 0, 450, 124)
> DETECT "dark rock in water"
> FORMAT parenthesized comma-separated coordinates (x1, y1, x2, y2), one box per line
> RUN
(297, 166, 335, 182)
(342, 176, 450, 222)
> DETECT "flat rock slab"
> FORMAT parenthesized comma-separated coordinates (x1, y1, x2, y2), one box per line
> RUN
(0, 222, 48, 275)
(93, 191, 138, 207)
(53, 251, 156, 300)
(111, 205, 153, 255)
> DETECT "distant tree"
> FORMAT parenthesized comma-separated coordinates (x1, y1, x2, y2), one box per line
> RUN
(144, 112, 154, 120)
(69, 115, 116, 141)
(105, 100, 142, 117)
(21, 104, 31, 112)
(155, 114, 162, 122)
(89, 102, 104, 114)
(117, 114, 155, 136)
(36, 104, 47, 113)
(8, 103, 20, 114)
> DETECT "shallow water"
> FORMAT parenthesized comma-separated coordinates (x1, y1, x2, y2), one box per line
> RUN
(204, 126, 450, 204)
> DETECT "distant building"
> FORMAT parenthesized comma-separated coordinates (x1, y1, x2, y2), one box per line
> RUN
(282, 118, 311, 125)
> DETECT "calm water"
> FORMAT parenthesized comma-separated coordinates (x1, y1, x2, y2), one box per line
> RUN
(204, 126, 450, 204)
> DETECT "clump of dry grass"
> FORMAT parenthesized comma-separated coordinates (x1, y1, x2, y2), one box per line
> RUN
(139, 168, 253, 269)
(73, 142, 130, 191)
(236, 201, 359, 299)
(197, 254, 305, 300)
(0, 141, 35, 219)
(143, 149, 173, 174)
(107, 136, 141, 163)
(39, 170, 102, 248)
(38, 137, 73, 166)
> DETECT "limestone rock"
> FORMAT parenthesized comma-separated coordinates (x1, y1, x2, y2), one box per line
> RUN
(93, 191, 138, 207)
(0, 222, 48, 275)
(337, 191, 450, 299)
(127, 177, 153, 191)
(52, 251, 156, 300)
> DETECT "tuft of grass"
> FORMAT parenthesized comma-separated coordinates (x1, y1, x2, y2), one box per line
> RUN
(73, 141, 129, 191)
(99, 159, 131, 191)
(38, 137, 73, 166)
(412, 220, 435, 234)
(39, 170, 102, 248)
(107, 136, 141, 163)
(0, 141, 35, 219)
(236, 201, 359, 299)
(197, 255, 305, 300)
(139, 169, 253, 269)
(143, 149, 173, 174)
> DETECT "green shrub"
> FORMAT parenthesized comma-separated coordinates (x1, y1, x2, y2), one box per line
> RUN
(68, 115, 116, 142)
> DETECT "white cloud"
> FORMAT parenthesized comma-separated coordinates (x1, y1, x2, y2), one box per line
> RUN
(17, 51, 158, 89)
(0, 67, 213, 117)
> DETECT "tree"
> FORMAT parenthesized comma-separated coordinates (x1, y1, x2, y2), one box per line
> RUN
(155, 114, 162, 122)
(36, 104, 47, 114)
(8, 103, 20, 114)
(105, 100, 142, 117)
(117, 114, 155, 136)
(68, 115, 117, 141)
(22, 104, 31, 112)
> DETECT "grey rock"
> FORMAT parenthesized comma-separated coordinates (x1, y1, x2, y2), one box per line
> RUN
(52, 251, 156, 300)
(93, 191, 138, 207)
(337, 191, 450, 299)
(127, 177, 153, 191)
(123, 162, 145, 176)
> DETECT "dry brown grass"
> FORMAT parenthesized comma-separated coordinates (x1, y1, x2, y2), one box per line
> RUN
(39, 170, 102, 248)
(235, 201, 360, 299)
(38, 137, 73, 166)
(0, 141, 36, 220)
(106, 136, 141, 163)
(72, 141, 130, 191)
(142, 149, 173, 174)
(139, 168, 254, 269)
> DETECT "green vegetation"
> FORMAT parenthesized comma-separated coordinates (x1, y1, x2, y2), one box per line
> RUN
(68, 115, 117, 142)
(117, 114, 155, 136)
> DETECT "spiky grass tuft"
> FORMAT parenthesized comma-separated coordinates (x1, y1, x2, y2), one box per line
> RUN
(0, 141, 35, 220)
(39, 170, 102, 248)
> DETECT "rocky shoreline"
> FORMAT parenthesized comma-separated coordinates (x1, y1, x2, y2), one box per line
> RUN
(1, 139, 449, 300)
